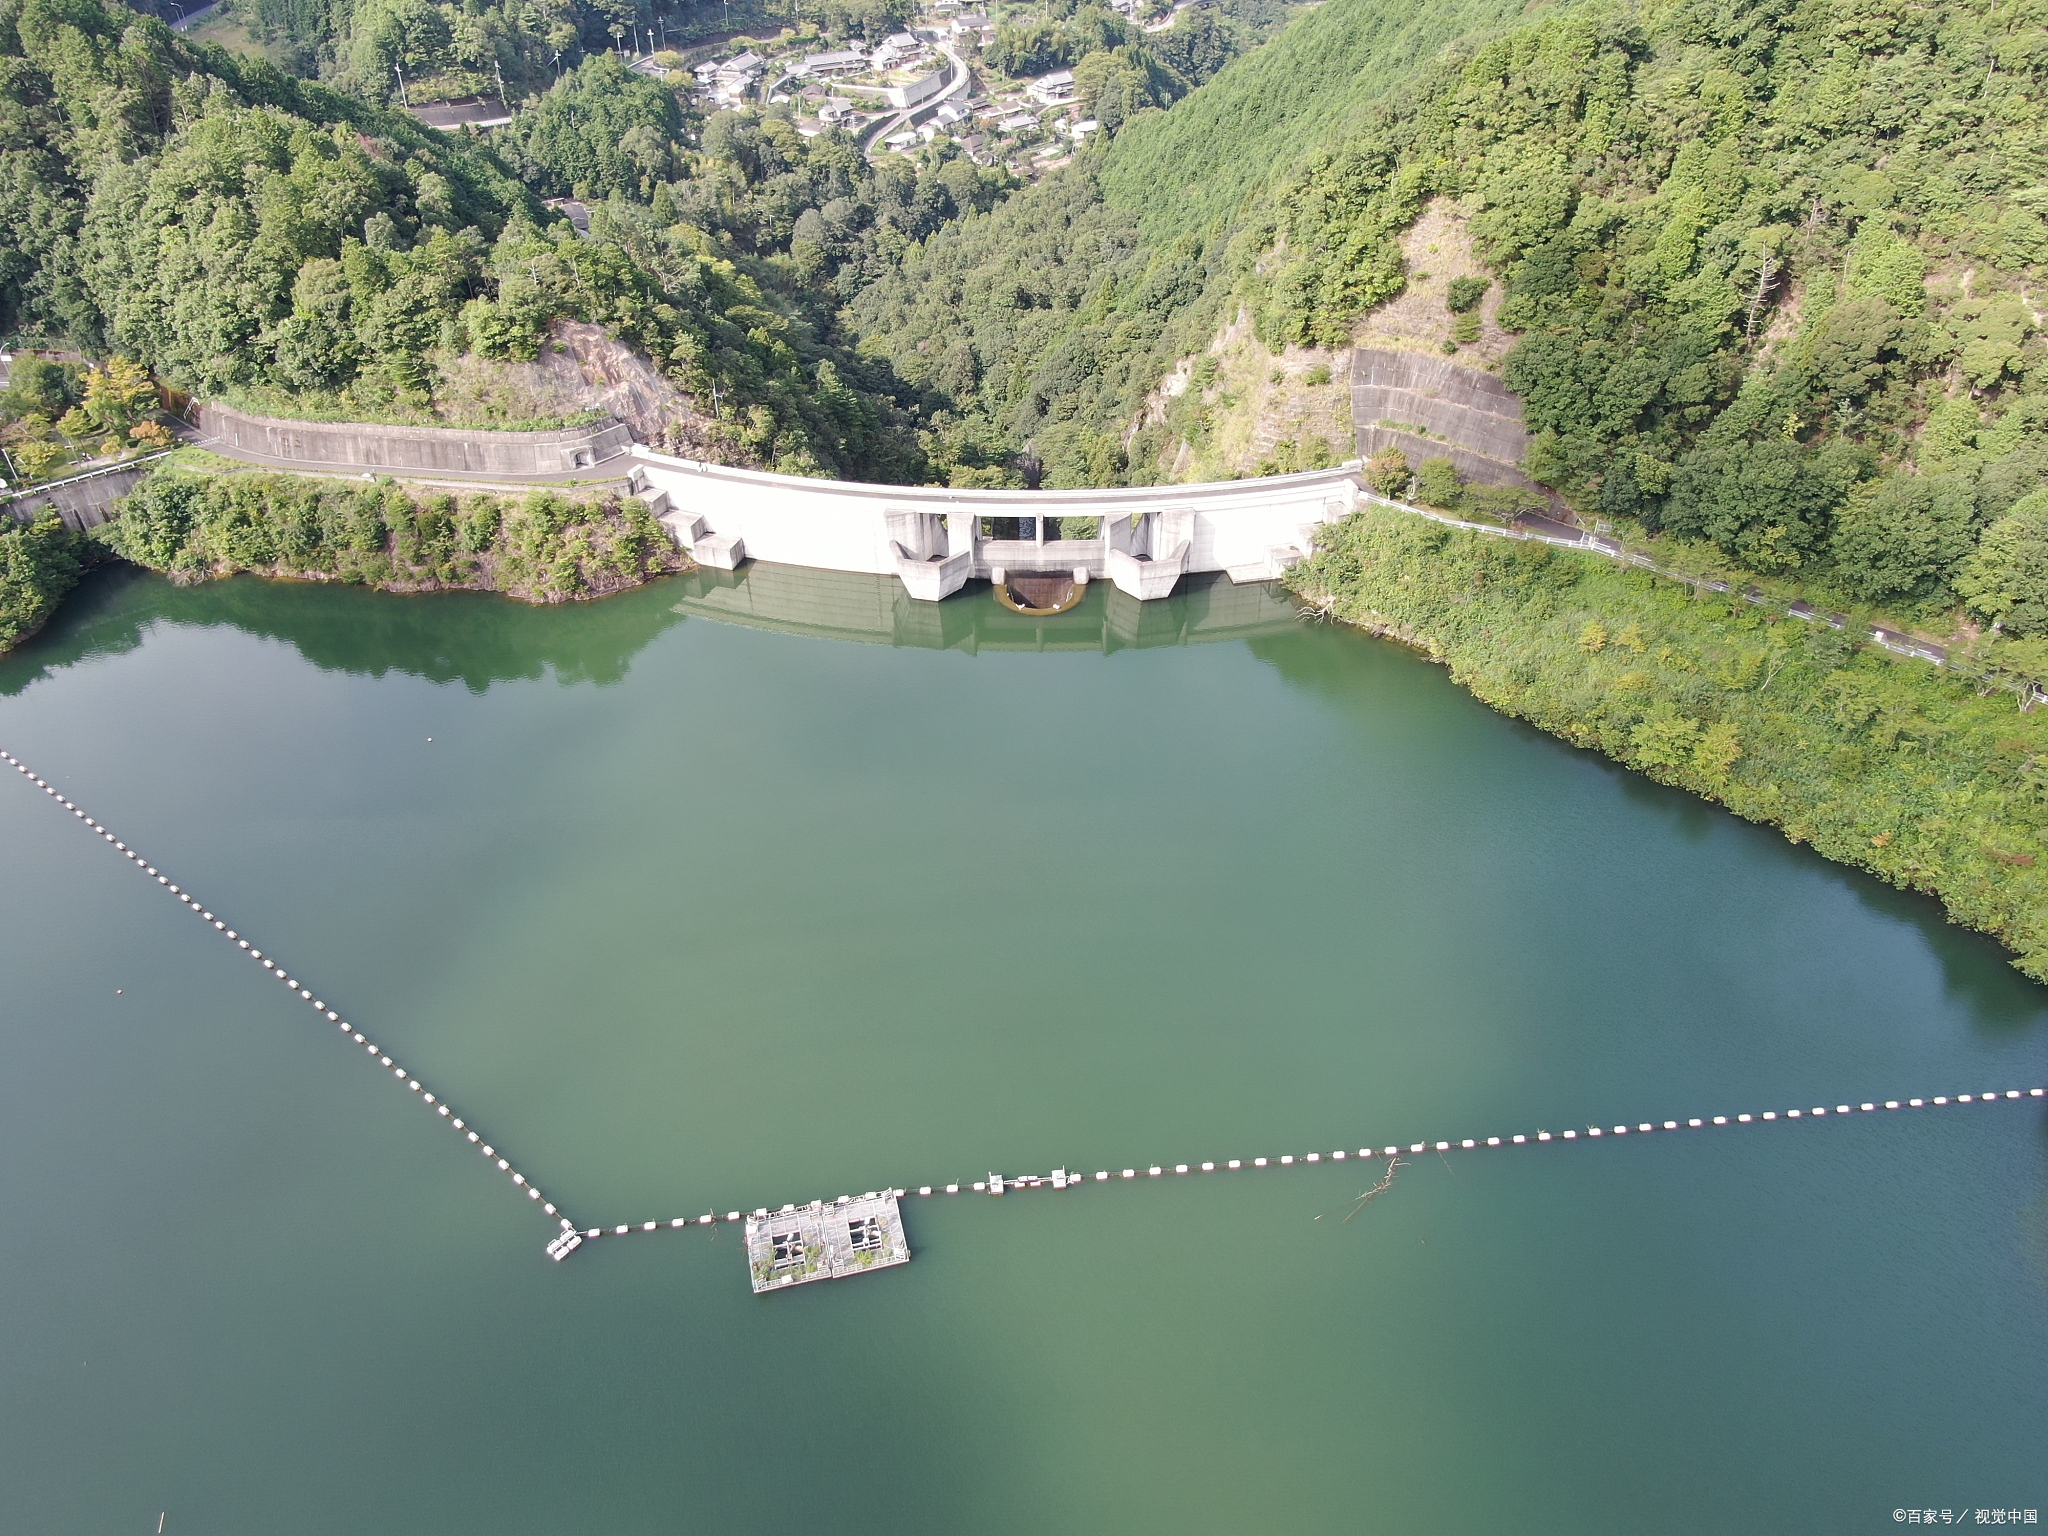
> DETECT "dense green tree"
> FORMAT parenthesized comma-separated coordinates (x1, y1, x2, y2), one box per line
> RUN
(1828, 474, 1980, 608)
(497, 54, 684, 201)
(1957, 492, 2048, 636)
(0, 511, 85, 650)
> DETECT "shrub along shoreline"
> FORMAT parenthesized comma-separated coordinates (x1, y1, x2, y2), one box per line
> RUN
(0, 470, 691, 662)
(1287, 505, 2048, 982)
(0, 512, 89, 656)
(96, 470, 690, 602)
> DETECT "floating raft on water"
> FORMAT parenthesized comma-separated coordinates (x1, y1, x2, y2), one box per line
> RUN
(745, 1191, 910, 1294)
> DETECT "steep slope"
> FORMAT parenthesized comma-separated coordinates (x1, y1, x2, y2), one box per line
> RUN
(0, 0, 924, 479)
(1098, 0, 1547, 248)
(847, 0, 1532, 485)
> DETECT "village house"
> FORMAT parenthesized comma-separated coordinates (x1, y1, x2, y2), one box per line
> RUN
(871, 31, 927, 69)
(1027, 68, 1076, 105)
(785, 47, 868, 80)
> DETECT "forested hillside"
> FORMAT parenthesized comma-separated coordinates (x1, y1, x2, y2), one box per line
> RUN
(0, 0, 941, 478)
(846, 0, 1541, 485)
(1097, 0, 1542, 248)
(1253, 0, 2048, 645)
(854, 0, 2048, 663)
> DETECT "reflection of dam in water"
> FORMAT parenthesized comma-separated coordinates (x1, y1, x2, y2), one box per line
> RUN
(668, 563, 1306, 654)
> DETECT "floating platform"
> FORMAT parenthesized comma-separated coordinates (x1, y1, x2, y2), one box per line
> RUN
(745, 1192, 910, 1294)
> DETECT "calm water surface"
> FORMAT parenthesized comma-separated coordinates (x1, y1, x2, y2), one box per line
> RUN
(2, 565, 2043, 1534)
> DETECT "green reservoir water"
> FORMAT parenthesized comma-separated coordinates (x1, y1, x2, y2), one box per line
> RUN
(3, 564, 2044, 1533)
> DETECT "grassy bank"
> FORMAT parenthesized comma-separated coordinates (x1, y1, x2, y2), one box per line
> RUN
(0, 513, 91, 655)
(91, 470, 688, 608)
(1287, 507, 2048, 982)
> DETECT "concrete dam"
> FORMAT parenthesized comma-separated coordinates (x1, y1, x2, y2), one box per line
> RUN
(627, 448, 1366, 607)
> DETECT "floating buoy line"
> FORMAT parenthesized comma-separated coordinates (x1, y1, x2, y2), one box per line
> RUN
(8, 747, 2045, 1271)
(2, 747, 586, 1258)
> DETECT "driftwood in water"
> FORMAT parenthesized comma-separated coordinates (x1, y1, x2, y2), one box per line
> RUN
(1315, 1153, 1405, 1223)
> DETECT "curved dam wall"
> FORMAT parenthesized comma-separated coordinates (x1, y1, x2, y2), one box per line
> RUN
(196, 404, 633, 477)
(630, 447, 1363, 603)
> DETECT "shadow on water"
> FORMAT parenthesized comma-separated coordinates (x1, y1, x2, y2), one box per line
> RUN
(1, 563, 692, 696)
(668, 563, 1304, 654)
(1251, 610, 2048, 1029)
(2, 562, 1309, 701)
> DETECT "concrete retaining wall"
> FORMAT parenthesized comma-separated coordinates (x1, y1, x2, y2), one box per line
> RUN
(1350, 349, 1525, 419)
(1349, 347, 1535, 489)
(195, 404, 633, 476)
(3, 457, 166, 530)
(1354, 427, 1549, 496)
(1351, 386, 1529, 463)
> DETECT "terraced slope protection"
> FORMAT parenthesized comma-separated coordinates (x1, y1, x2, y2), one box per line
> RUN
(1350, 348, 1542, 492)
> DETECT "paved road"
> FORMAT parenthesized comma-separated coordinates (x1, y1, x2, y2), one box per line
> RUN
(1499, 510, 1954, 666)
(862, 46, 971, 159)
(168, 1, 224, 31)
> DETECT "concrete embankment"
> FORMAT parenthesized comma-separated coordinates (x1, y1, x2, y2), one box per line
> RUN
(1349, 347, 1548, 495)
(3, 456, 171, 531)
(192, 404, 634, 480)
